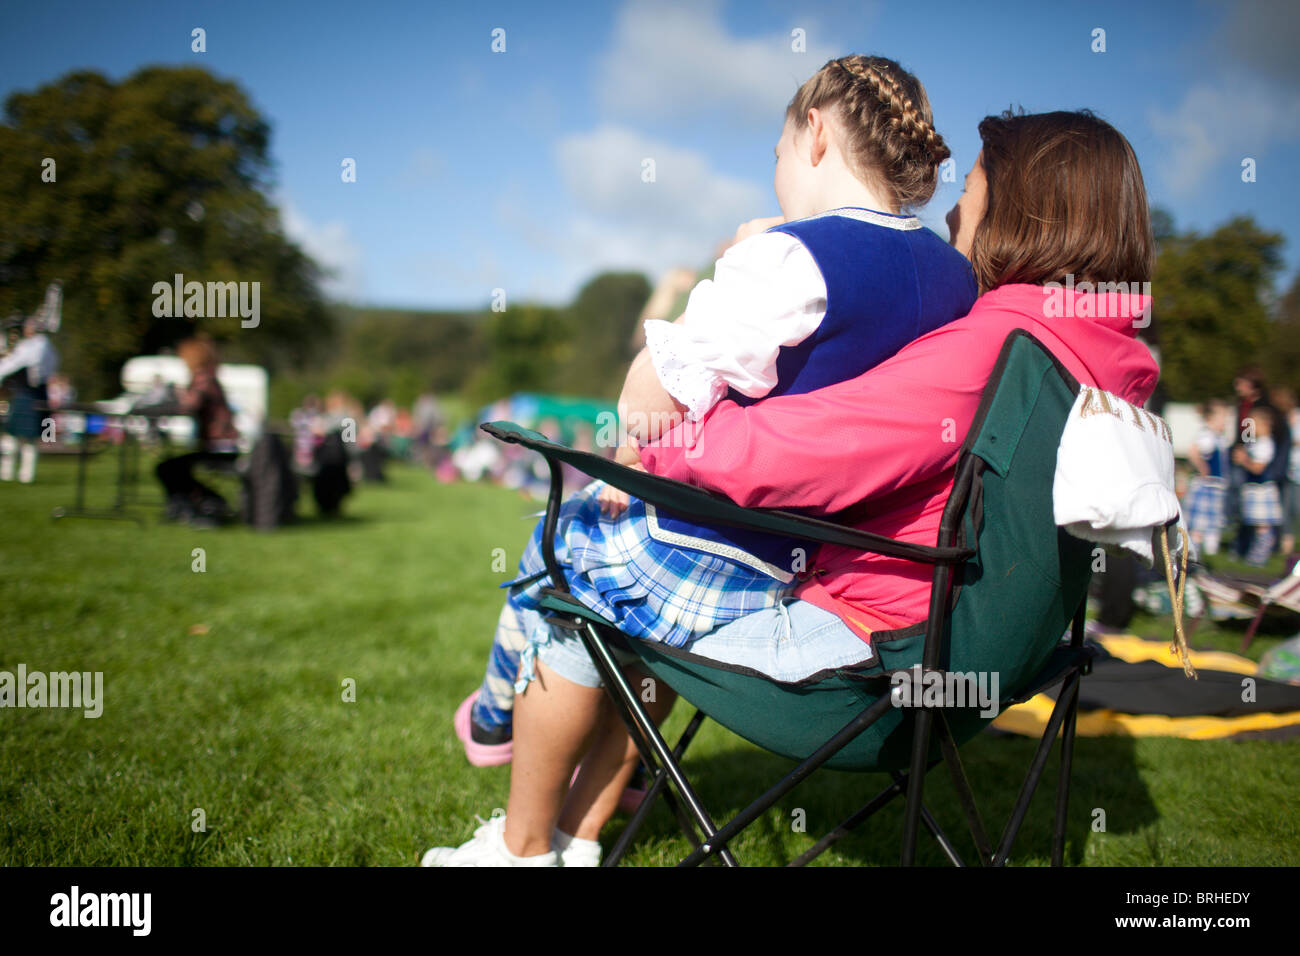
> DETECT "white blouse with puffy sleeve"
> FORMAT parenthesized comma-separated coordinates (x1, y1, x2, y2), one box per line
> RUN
(641, 230, 826, 422)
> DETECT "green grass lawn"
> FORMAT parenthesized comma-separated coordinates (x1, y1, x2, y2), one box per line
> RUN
(2, 452, 1298, 866)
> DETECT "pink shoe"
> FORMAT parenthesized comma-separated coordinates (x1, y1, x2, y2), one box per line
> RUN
(569, 766, 648, 815)
(617, 783, 648, 815)
(454, 691, 513, 767)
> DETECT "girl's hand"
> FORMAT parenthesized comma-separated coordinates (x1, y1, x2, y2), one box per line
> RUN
(598, 461, 646, 519)
(723, 216, 786, 253)
(613, 441, 643, 467)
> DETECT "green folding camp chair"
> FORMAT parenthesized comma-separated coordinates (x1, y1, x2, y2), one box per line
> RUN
(481, 329, 1097, 866)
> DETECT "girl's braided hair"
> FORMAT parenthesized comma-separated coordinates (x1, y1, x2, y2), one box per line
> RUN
(786, 54, 950, 210)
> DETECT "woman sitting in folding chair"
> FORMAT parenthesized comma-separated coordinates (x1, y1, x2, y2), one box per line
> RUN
(425, 108, 1161, 866)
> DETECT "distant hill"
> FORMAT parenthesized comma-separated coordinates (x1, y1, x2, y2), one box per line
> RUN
(268, 272, 651, 417)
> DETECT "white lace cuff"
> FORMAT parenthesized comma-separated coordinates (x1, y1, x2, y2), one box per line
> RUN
(643, 319, 729, 422)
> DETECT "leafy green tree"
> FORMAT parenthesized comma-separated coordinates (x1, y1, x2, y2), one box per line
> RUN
(1150, 206, 1176, 245)
(1150, 215, 1284, 400)
(0, 66, 332, 397)
(558, 272, 651, 396)
(466, 302, 573, 405)
(1264, 270, 1300, 395)
(458, 273, 649, 406)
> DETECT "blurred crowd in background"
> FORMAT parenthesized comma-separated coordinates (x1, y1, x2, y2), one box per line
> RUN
(287, 390, 610, 498)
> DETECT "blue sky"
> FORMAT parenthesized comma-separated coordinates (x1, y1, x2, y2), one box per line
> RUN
(2, 0, 1298, 310)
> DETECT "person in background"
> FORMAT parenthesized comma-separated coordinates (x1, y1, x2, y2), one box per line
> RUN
(1233, 367, 1267, 439)
(1233, 405, 1283, 566)
(1231, 367, 1291, 560)
(358, 418, 388, 483)
(46, 373, 74, 410)
(154, 337, 239, 527)
(1271, 386, 1299, 569)
(368, 398, 396, 442)
(412, 392, 446, 472)
(290, 393, 324, 471)
(0, 316, 59, 484)
(390, 406, 414, 459)
(1184, 398, 1232, 558)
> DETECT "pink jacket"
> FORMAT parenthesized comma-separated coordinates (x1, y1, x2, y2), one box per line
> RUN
(641, 283, 1160, 644)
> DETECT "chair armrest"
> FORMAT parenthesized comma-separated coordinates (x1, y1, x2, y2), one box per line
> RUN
(481, 421, 971, 566)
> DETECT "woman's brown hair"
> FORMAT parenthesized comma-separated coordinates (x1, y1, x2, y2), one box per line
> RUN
(786, 55, 950, 211)
(968, 109, 1154, 293)
(177, 336, 218, 374)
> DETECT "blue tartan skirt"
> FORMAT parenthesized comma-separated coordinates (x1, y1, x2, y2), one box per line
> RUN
(1241, 481, 1283, 526)
(1184, 476, 1228, 533)
(503, 481, 795, 649)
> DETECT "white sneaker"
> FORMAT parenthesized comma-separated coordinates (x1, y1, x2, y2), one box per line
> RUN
(553, 829, 602, 867)
(421, 814, 558, 867)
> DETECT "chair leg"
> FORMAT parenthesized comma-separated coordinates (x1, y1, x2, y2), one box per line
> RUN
(679, 691, 899, 867)
(919, 802, 966, 867)
(1051, 670, 1081, 866)
(993, 668, 1080, 866)
(901, 707, 935, 865)
(604, 709, 706, 867)
(605, 769, 669, 867)
(578, 624, 739, 866)
(628, 711, 711, 862)
(786, 776, 907, 867)
(936, 710, 993, 865)
(786, 753, 950, 867)
(656, 787, 714, 859)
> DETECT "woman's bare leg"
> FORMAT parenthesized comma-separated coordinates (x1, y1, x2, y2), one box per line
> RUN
(502, 657, 606, 857)
(557, 668, 677, 842)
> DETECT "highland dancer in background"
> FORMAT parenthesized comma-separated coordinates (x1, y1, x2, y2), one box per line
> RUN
(0, 283, 62, 484)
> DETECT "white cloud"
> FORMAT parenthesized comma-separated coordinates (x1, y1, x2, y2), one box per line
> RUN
(1149, 75, 1300, 194)
(1150, 0, 1300, 195)
(277, 197, 365, 303)
(493, 124, 767, 301)
(555, 125, 764, 235)
(483, 0, 896, 304)
(594, 0, 845, 126)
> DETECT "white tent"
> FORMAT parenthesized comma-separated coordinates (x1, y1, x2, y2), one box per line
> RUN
(117, 355, 268, 449)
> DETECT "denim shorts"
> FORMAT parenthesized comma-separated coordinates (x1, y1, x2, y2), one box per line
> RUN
(533, 597, 873, 688)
